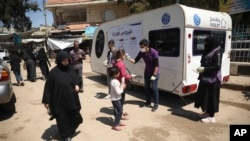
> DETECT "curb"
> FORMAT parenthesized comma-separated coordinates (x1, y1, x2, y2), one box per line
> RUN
(221, 83, 250, 92)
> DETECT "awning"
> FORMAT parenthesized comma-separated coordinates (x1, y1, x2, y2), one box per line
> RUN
(83, 26, 98, 39)
(0, 28, 39, 42)
(22, 38, 45, 44)
(47, 37, 82, 50)
(0, 33, 15, 41)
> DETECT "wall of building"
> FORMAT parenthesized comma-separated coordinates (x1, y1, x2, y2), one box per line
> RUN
(87, 3, 129, 23)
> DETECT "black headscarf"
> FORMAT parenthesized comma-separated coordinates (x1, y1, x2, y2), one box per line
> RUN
(36, 48, 47, 61)
(56, 50, 69, 71)
(203, 36, 220, 56)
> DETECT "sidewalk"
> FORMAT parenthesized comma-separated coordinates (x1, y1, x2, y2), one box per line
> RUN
(222, 75, 250, 91)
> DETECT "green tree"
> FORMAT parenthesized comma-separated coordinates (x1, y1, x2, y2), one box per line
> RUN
(0, 0, 40, 32)
(118, 0, 218, 14)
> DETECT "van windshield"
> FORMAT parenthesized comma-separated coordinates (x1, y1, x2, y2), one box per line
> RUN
(193, 30, 226, 55)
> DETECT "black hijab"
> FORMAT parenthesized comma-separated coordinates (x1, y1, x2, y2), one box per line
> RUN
(56, 50, 69, 71)
(36, 48, 47, 61)
(203, 36, 219, 56)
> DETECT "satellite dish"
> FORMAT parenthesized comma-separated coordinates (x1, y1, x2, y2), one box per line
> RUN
(102, 10, 116, 21)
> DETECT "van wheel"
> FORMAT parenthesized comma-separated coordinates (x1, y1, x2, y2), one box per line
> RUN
(3, 93, 16, 113)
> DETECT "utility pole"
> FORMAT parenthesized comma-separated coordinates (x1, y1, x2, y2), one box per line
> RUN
(43, 0, 49, 54)
(43, 0, 48, 38)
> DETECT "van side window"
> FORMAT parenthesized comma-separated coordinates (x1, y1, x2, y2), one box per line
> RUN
(193, 30, 226, 55)
(149, 28, 180, 57)
(95, 30, 105, 58)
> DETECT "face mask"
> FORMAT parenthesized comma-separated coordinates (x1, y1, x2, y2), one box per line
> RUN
(140, 48, 146, 53)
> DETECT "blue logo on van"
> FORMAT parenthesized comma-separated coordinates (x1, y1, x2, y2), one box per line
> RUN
(162, 13, 170, 25)
(193, 14, 201, 26)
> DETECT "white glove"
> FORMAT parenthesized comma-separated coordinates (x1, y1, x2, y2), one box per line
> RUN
(103, 60, 108, 66)
(150, 75, 156, 81)
(131, 74, 137, 78)
(125, 53, 133, 61)
(196, 67, 205, 73)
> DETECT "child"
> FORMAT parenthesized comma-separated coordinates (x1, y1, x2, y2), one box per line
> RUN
(114, 49, 133, 119)
(108, 66, 126, 131)
(105, 39, 117, 98)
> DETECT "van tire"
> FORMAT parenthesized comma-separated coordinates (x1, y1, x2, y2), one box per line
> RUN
(3, 93, 16, 113)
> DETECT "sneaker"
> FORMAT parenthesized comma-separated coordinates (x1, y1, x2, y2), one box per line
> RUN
(151, 104, 158, 112)
(112, 126, 122, 131)
(139, 103, 151, 108)
(199, 112, 209, 118)
(201, 117, 216, 123)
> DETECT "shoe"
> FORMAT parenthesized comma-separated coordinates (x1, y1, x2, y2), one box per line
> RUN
(21, 82, 25, 86)
(112, 126, 122, 131)
(201, 117, 216, 123)
(139, 103, 151, 108)
(119, 122, 126, 126)
(121, 116, 129, 120)
(64, 137, 71, 141)
(17, 83, 21, 86)
(199, 112, 209, 118)
(79, 89, 84, 93)
(151, 104, 158, 112)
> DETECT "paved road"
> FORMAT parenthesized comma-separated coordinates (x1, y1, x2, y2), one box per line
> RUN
(0, 57, 249, 141)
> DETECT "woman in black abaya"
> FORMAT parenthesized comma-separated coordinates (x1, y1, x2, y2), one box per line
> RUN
(194, 36, 222, 123)
(36, 48, 51, 80)
(42, 50, 83, 141)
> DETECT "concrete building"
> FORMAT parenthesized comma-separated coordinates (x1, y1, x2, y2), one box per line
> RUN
(45, 0, 129, 37)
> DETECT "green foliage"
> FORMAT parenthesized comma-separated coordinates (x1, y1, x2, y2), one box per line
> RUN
(117, 0, 219, 14)
(0, 0, 40, 32)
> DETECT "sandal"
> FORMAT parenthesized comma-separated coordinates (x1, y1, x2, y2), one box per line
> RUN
(121, 116, 129, 120)
(112, 126, 122, 131)
(123, 112, 129, 116)
(119, 122, 126, 126)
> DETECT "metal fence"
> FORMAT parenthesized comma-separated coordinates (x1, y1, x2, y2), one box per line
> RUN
(231, 25, 250, 63)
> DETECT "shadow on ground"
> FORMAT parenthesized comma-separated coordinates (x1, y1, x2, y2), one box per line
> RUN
(41, 124, 81, 141)
(96, 117, 114, 126)
(87, 73, 199, 121)
(242, 91, 250, 101)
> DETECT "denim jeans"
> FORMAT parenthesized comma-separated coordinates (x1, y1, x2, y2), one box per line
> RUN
(13, 70, 23, 83)
(111, 100, 123, 126)
(144, 72, 159, 105)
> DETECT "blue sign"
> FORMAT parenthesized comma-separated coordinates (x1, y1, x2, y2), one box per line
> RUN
(193, 14, 201, 26)
(162, 13, 171, 25)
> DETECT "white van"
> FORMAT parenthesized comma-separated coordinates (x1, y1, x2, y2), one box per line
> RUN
(90, 4, 232, 96)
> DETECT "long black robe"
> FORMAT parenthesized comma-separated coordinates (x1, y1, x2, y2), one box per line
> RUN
(42, 65, 83, 138)
(36, 48, 51, 79)
(194, 36, 222, 114)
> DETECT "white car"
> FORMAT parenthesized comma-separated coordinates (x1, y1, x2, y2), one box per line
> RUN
(0, 49, 10, 63)
(0, 58, 16, 112)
